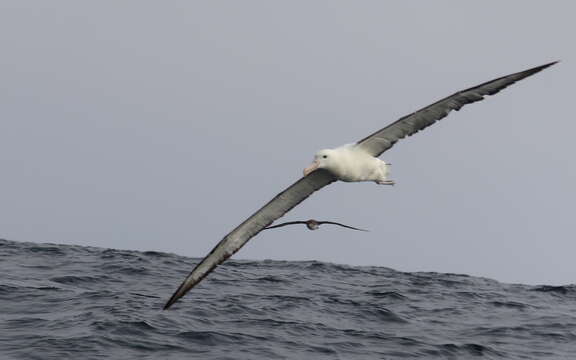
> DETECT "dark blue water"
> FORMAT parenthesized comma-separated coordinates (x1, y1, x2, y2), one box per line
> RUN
(1, 238, 575, 359)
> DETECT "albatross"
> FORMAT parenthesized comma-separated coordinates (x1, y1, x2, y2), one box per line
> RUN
(163, 61, 556, 309)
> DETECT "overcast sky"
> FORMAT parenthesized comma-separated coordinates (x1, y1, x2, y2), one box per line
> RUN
(1, 1, 573, 285)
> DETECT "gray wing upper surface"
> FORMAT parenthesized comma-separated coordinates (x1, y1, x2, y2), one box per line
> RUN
(357, 62, 557, 157)
(163, 169, 336, 309)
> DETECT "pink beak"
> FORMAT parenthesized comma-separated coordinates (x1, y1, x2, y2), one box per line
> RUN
(303, 160, 320, 176)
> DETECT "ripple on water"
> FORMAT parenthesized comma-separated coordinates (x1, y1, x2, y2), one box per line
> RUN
(2, 239, 576, 360)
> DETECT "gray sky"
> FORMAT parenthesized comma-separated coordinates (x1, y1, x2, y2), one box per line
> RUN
(1, 1, 573, 285)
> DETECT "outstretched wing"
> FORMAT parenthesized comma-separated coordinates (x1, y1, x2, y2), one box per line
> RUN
(357, 62, 557, 157)
(263, 221, 308, 230)
(320, 221, 368, 232)
(163, 169, 336, 309)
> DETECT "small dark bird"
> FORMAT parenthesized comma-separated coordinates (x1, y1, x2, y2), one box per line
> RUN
(264, 219, 368, 232)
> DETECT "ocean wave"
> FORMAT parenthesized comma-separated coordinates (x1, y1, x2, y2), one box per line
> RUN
(2, 238, 576, 359)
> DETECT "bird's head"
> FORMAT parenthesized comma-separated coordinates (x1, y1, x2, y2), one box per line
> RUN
(303, 149, 336, 176)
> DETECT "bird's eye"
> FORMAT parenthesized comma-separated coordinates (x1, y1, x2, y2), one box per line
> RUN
(322, 155, 328, 159)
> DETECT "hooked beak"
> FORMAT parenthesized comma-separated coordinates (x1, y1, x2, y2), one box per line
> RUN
(303, 160, 320, 176)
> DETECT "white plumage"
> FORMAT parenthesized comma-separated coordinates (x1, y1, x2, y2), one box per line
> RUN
(304, 144, 393, 185)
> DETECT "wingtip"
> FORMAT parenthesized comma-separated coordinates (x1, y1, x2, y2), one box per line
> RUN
(162, 286, 185, 310)
(512, 61, 558, 81)
(543, 60, 559, 67)
(162, 296, 177, 310)
(533, 60, 559, 71)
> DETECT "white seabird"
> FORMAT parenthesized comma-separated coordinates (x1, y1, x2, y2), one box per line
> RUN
(304, 144, 394, 185)
(163, 61, 557, 309)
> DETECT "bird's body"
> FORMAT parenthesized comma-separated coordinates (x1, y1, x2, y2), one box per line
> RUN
(304, 144, 393, 184)
(163, 61, 557, 310)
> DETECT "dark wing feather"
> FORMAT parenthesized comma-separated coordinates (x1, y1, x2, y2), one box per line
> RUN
(263, 221, 308, 230)
(320, 221, 368, 232)
(163, 169, 336, 309)
(357, 62, 557, 157)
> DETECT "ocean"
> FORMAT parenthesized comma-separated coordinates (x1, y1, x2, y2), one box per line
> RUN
(1, 238, 575, 359)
